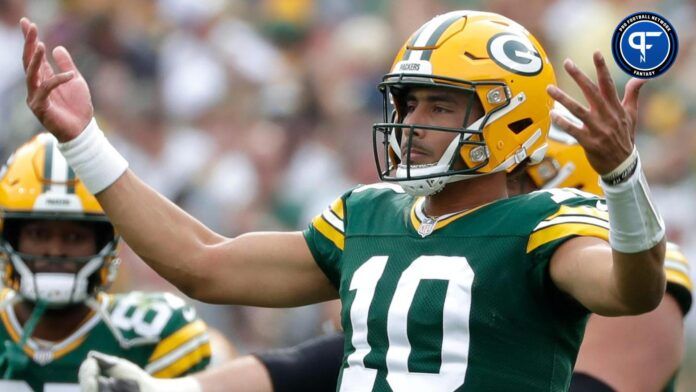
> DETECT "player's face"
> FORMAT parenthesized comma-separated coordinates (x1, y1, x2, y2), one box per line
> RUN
(17, 220, 97, 273)
(401, 87, 483, 166)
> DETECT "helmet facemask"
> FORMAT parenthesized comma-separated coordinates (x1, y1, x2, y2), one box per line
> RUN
(0, 218, 119, 308)
(373, 73, 516, 196)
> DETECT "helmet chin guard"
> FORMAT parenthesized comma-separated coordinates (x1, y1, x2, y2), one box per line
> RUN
(3, 240, 118, 308)
(394, 135, 462, 196)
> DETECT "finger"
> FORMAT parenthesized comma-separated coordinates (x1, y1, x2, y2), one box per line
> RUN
(546, 85, 591, 122)
(551, 109, 585, 141)
(88, 351, 120, 372)
(26, 41, 46, 91)
(622, 77, 648, 113)
(97, 377, 141, 392)
(593, 51, 622, 111)
(563, 59, 606, 113)
(78, 356, 100, 392)
(89, 351, 144, 378)
(36, 71, 75, 101)
(53, 46, 79, 73)
(20, 17, 31, 37)
(21, 22, 38, 70)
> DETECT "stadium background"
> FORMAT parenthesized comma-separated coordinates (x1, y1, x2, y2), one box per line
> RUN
(1, 0, 695, 388)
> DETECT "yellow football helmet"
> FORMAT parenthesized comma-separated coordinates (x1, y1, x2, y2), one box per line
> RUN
(526, 103, 603, 195)
(0, 133, 119, 307)
(373, 10, 556, 196)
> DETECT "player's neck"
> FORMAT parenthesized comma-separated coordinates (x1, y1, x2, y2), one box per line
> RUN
(423, 171, 508, 217)
(14, 300, 93, 342)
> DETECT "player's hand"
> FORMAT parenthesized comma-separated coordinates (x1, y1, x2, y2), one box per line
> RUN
(79, 351, 201, 392)
(20, 17, 93, 143)
(546, 51, 647, 175)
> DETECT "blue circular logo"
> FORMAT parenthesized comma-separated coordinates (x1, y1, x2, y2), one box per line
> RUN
(612, 12, 678, 78)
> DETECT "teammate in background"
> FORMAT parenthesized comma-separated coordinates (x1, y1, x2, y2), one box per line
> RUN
(22, 9, 667, 391)
(0, 134, 212, 391)
(519, 112, 692, 392)
(76, 118, 692, 392)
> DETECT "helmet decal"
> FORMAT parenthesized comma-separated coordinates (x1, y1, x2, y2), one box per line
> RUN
(487, 32, 543, 76)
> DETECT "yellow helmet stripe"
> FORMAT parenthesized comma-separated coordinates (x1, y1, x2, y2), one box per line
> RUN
(67, 166, 76, 194)
(42, 135, 72, 195)
(420, 13, 466, 61)
(42, 136, 54, 192)
(406, 12, 468, 62)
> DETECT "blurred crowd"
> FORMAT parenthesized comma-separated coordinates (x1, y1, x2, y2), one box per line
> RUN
(1, 0, 695, 388)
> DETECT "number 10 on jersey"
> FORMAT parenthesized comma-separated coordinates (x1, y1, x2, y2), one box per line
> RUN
(340, 255, 475, 392)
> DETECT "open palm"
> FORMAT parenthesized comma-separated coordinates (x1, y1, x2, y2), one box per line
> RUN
(21, 18, 93, 142)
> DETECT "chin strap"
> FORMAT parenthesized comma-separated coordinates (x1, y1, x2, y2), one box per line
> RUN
(1, 299, 47, 379)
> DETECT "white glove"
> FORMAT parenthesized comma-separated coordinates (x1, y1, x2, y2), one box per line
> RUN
(79, 351, 202, 392)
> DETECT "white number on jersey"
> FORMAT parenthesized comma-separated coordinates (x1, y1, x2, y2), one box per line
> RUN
(341, 255, 475, 392)
(110, 294, 173, 338)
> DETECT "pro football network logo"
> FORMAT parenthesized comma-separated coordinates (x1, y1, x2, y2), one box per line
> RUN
(611, 12, 678, 78)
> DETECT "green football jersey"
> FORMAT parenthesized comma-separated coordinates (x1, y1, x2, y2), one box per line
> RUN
(0, 290, 211, 392)
(659, 242, 692, 392)
(305, 184, 613, 392)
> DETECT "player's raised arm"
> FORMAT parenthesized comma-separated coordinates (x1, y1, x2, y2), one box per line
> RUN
(20, 18, 337, 307)
(546, 52, 666, 316)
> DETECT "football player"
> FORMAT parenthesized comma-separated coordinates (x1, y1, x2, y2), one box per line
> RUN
(76, 119, 692, 392)
(0, 134, 212, 391)
(22, 9, 667, 391)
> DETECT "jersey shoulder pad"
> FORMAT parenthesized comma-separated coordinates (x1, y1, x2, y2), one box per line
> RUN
(143, 292, 211, 378)
(665, 242, 692, 315)
(310, 187, 354, 251)
(309, 183, 410, 250)
(524, 188, 610, 254)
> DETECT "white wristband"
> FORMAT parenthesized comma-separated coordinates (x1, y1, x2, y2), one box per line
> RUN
(600, 155, 665, 253)
(57, 118, 128, 195)
(600, 146, 639, 185)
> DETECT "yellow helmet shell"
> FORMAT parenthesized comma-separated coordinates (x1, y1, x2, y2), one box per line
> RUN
(0, 133, 105, 218)
(386, 11, 556, 174)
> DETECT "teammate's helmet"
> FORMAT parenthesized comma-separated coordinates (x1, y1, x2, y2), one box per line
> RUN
(373, 11, 556, 196)
(0, 133, 119, 307)
(526, 103, 603, 195)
